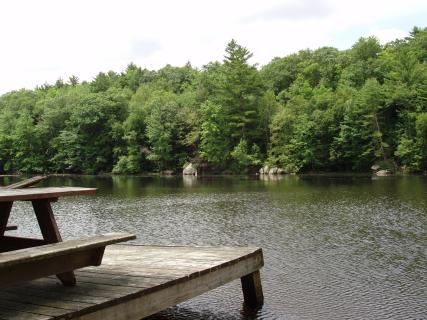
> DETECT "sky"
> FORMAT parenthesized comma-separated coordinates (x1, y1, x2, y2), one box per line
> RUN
(0, 0, 426, 94)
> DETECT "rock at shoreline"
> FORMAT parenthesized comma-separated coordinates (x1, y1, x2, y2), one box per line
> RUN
(269, 167, 278, 175)
(371, 164, 380, 171)
(263, 165, 269, 174)
(259, 166, 284, 175)
(183, 163, 197, 176)
(376, 169, 392, 176)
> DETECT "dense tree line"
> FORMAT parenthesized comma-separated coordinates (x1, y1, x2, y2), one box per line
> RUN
(0, 27, 426, 174)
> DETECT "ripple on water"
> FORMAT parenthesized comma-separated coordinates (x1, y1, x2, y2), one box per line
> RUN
(5, 175, 427, 320)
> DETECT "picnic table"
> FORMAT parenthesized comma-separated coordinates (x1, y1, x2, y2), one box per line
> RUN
(0, 187, 135, 288)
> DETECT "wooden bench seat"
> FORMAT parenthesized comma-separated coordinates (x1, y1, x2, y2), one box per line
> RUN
(4, 224, 17, 231)
(0, 232, 135, 288)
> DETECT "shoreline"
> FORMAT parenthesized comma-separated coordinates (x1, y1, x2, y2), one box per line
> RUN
(1, 172, 426, 178)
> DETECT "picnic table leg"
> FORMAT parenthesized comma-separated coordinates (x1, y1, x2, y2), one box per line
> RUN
(0, 201, 13, 236)
(32, 199, 76, 286)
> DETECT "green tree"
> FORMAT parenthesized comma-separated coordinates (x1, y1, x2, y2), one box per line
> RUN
(145, 104, 174, 171)
(199, 101, 230, 167)
(217, 40, 265, 146)
(330, 79, 388, 170)
(1, 27, 426, 174)
(50, 89, 129, 173)
(231, 138, 261, 172)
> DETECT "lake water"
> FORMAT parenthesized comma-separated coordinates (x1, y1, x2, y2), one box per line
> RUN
(2, 175, 426, 320)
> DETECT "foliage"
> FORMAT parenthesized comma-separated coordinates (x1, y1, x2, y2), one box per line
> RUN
(0, 27, 426, 174)
(230, 139, 261, 172)
(199, 101, 230, 167)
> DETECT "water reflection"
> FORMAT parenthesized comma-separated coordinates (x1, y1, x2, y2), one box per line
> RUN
(182, 175, 198, 187)
(258, 174, 284, 182)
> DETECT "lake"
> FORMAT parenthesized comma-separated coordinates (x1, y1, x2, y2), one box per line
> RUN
(2, 174, 426, 320)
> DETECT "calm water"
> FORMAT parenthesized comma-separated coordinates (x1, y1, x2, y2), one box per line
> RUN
(2, 175, 426, 320)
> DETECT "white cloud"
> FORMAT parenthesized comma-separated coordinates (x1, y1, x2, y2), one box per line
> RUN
(365, 28, 409, 44)
(245, 0, 333, 21)
(0, 0, 426, 93)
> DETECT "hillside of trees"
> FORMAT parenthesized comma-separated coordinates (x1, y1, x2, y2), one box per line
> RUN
(0, 27, 426, 175)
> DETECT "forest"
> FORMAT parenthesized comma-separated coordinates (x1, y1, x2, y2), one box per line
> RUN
(0, 27, 426, 175)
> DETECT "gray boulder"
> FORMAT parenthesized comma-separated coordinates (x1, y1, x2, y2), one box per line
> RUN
(263, 165, 269, 174)
(269, 167, 278, 175)
(371, 164, 380, 171)
(183, 163, 197, 176)
(376, 169, 392, 176)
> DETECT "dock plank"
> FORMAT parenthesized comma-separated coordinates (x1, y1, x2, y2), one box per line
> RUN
(4, 286, 107, 305)
(0, 309, 51, 320)
(0, 291, 93, 311)
(0, 299, 69, 317)
(0, 244, 264, 319)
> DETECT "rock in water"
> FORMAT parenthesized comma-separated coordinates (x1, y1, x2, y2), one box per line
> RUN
(183, 163, 197, 176)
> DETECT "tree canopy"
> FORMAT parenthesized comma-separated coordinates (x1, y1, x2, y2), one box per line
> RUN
(1, 27, 426, 174)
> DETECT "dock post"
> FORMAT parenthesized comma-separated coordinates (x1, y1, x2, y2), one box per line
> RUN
(241, 270, 264, 308)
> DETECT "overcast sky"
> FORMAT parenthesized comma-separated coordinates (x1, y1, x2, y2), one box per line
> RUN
(0, 0, 426, 94)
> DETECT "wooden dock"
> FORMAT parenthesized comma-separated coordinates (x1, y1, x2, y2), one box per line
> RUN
(0, 244, 264, 319)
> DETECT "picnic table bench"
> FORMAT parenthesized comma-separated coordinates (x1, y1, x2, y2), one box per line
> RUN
(0, 186, 136, 288)
(4, 224, 17, 231)
(0, 233, 135, 288)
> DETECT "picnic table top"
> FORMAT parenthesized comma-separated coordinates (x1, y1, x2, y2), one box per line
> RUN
(0, 187, 97, 202)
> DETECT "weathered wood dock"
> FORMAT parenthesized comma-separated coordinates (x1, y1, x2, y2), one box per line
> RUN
(0, 244, 264, 319)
